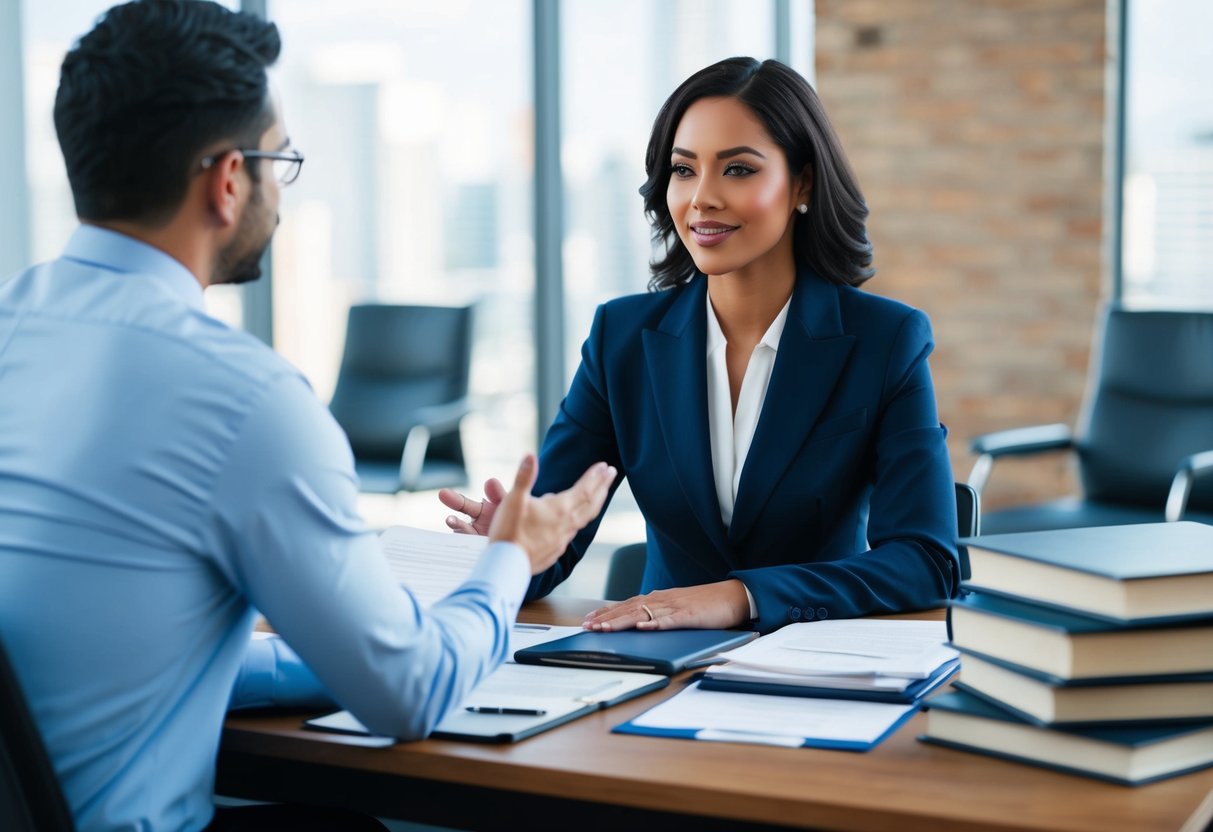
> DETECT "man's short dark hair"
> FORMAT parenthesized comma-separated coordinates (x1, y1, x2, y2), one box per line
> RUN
(55, 0, 281, 224)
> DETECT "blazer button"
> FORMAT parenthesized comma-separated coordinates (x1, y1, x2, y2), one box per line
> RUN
(802, 607, 815, 621)
(789, 606, 802, 621)
(816, 607, 829, 620)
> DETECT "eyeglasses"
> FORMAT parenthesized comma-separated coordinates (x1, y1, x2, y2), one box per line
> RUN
(199, 148, 305, 185)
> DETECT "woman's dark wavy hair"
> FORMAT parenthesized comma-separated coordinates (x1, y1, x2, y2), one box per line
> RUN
(640, 57, 874, 290)
(54, 0, 280, 224)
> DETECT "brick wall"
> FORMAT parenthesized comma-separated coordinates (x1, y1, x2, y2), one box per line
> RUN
(813, 0, 1108, 510)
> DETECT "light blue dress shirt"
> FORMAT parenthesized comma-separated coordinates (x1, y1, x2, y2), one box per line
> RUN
(0, 226, 530, 832)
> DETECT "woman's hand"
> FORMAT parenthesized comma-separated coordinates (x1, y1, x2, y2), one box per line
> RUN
(582, 579, 752, 631)
(438, 478, 509, 536)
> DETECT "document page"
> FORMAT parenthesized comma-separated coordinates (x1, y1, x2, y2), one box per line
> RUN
(508, 624, 586, 657)
(627, 682, 914, 745)
(703, 664, 917, 691)
(306, 664, 666, 741)
(379, 525, 488, 608)
(717, 620, 957, 678)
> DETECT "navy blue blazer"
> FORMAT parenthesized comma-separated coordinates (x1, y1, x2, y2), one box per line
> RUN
(527, 270, 960, 633)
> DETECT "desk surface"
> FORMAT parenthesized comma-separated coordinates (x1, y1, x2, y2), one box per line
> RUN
(220, 599, 1213, 832)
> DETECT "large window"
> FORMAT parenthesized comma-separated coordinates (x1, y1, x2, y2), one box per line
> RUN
(18, 0, 244, 324)
(268, 1, 535, 503)
(1121, 0, 1213, 306)
(560, 0, 780, 370)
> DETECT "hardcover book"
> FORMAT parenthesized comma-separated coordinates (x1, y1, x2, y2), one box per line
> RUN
(960, 521, 1213, 623)
(954, 651, 1213, 725)
(947, 591, 1213, 681)
(920, 690, 1213, 786)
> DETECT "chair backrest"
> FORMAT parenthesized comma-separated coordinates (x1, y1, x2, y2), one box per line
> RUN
(604, 483, 982, 601)
(1078, 307, 1213, 512)
(955, 482, 980, 538)
(329, 304, 473, 462)
(0, 638, 75, 832)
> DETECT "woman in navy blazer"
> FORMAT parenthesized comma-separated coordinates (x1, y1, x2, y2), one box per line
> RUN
(442, 57, 959, 634)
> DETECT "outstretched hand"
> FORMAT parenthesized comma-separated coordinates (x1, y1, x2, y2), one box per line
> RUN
(438, 478, 508, 536)
(485, 455, 617, 575)
(581, 580, 751, 631)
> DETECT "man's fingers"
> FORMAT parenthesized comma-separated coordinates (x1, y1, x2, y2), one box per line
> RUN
(484, 478, 508, 503)
(565, 463, 616, 520)
(445, 516, 477, 534)
(510, 454, 538, 494)
(436, 488, 464, 512)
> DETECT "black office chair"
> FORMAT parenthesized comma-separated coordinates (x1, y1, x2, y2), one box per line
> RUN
(0, 637, 75, 832)
(329, 304, 474, 493)
(603, 482, 981, 601)
(967, 307, 1213, 535)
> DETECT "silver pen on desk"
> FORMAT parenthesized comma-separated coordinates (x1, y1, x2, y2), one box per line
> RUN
(512, 623, 552, 632)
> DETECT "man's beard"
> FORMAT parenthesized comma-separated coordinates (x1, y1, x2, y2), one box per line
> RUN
(214, 185, 275, 286)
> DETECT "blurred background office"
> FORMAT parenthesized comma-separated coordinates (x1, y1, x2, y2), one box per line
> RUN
(2, 0, 1209, 595)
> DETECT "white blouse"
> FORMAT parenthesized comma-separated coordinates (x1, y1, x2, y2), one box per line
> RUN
(705, 292, 791, 619)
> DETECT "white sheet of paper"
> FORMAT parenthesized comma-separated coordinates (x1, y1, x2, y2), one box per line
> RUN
(508, 624, 584, 658)
(702, 664, 915, 692)
(629, 682, 914, 744)
(307, 664, 665, 740)
(717, 620, 957, 679)
(379, 525, 488, 609)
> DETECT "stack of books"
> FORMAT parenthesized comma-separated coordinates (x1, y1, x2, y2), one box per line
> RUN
(921, 521, 1213, 785)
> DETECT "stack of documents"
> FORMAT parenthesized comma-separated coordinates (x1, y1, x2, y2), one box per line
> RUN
(699, 619, 959, 704)
(613, 620, 958, 752)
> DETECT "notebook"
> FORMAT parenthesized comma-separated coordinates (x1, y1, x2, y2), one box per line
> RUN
(513, 629, 757, 675)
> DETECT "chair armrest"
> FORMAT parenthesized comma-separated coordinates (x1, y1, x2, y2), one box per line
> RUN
(967, 423, 1074, 494)
(405, 398, 471, 435)
(1164, 449, 1213, 522)
(398, 398, 471, 491)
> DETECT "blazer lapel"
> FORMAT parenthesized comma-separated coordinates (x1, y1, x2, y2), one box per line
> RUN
(642, 278, 730, 556)
(728, 272, 856, 546)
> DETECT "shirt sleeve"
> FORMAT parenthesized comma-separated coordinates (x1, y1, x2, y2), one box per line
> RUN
(208, 372, 531, 739)
(228, 634, 333, 710)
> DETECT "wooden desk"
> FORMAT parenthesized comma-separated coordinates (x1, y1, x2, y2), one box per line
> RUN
(219, 599, 1213, 832)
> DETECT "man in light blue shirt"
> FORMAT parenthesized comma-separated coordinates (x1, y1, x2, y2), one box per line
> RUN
(0, 3, 615, 831)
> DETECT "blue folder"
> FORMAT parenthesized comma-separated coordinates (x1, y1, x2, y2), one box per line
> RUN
(513, 629, 757, 675)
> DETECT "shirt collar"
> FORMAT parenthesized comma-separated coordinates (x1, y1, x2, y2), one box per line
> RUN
(705, 290, 792, 356)
(62, 225, 206, 311)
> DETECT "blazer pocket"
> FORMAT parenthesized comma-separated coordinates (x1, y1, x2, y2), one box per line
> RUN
(808, 407, 868, 443)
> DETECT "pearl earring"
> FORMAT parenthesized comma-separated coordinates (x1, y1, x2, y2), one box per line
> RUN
(797, 203, 808, 214)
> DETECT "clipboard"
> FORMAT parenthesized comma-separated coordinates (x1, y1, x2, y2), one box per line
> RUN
(305, 664, 668, 743)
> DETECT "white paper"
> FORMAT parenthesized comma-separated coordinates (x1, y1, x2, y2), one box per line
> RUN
(703, 664, 915, 692)
(717, 619, 957, 679)
(508, 624, 584, 658)
(629, 682, 913, 744)
(307, 664, 665, 739)
(379, 525, 488, 609)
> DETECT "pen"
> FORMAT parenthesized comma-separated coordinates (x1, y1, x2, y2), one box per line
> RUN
(465, 706, 547, 716)
(512, 623, 552, 632)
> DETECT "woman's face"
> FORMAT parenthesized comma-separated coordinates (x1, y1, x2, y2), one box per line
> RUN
(666, 95, 806, 281)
